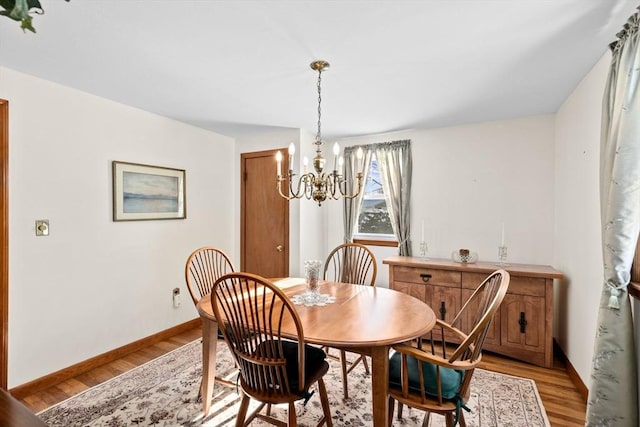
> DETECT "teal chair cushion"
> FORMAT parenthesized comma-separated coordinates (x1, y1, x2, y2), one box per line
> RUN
(388, 350, 463, 400)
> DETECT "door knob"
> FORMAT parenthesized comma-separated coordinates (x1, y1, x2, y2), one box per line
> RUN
(276, 244, 284, 252)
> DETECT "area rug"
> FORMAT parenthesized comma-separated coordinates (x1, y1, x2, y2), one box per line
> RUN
(38, 340, 550, 426)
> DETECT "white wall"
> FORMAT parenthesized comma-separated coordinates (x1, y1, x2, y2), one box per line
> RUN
(554, 53, 609, 383)
(1, 67, 236, 387)
(328, 116, 556, 286)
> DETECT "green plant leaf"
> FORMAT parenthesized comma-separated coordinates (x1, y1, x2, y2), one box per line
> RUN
(20, 14, 35, 33)
(1, 0, 68, 32)
(26, 0, 42, 9)
(9, 0, 28, 19)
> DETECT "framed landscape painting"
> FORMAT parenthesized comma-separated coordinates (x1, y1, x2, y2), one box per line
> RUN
(112, 161, 186, 221)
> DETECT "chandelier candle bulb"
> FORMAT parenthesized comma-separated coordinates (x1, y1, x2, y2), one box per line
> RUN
(276, 151, 282, 176)
(303, 157, 308, 174)
(333, 142, 340, 171)
(356, 147, 364, 172)
(288, 143, 295, 172)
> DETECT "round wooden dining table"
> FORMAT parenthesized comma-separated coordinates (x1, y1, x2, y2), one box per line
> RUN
(196, 277, 436, 426)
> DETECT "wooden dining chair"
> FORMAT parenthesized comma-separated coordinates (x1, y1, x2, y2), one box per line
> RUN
(212, 272, 333, 427)
(184, 246, 237, 393)
(322, 242, 377, 399)
(185, 246, 235, 305)
(387, 269, 510, 427)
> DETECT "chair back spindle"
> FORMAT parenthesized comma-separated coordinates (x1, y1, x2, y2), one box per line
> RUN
(323, 242, 377, 285)
(185, 246, 235, 305)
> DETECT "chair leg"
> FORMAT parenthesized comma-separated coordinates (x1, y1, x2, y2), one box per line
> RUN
(444, 413, 454, 427)
(317, 378, 333, 427)
(387, 397, 395, 426)
(288, 401, 297, 426)
(339, 349, 349, 399)
(459, 412, 467, 427)
(397, 402, 404, 419)
(361, 354, 370, 375)
(421, 411, 431, 427)
(235, 394, 250, 427)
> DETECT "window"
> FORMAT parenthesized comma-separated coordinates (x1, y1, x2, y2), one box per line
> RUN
(355, 155, 394, 239)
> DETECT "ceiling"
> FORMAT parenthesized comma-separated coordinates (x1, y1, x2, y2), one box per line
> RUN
(0, 1, 637, 141)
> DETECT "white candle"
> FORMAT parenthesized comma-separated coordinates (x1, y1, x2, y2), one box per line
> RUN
(288, 143, 295, 171)
(501, 223, 505, 246)
(275, 151, 282, 176)
(333, 142, 340, 171)
(303, 156, 308, 174)
(356, 147, 364, 172)
(421, 220, 425, 242)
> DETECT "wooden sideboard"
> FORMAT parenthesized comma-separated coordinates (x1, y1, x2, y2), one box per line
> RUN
(383, 256, 563, 368)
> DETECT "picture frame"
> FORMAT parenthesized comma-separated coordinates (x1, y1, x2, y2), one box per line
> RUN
(112, 161, 186, 221)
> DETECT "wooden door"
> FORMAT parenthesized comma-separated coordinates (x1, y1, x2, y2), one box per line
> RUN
(426, 285, 460, 342)
(461, 289, 500, 348)
(426, 285, 460, 324)
(500, 294, 545, 354)
(241, 149, 289, 278)
(0, 99, 8, 389)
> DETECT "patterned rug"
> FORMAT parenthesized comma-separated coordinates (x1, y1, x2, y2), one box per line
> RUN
(38, 340, 550, 426)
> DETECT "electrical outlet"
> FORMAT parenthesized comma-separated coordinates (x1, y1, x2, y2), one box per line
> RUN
(35, 219, 49, 236)
(172, 288, 181, 308)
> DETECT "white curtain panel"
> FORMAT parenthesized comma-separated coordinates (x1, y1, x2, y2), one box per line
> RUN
(343, 146, 372, 242)
(374, 140, 412, 256)
(587, 10, 640, 427)
(343, 141, 412, 255)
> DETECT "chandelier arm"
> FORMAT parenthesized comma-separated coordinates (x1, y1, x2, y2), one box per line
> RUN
(276, 176, 299, 201)
(277, 174, 314, 200)
(337, 173, 364, 199)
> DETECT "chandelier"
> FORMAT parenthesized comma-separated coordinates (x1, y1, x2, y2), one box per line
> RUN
(276, 60, 363, 206)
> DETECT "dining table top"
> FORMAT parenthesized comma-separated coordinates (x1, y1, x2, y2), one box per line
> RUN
(196, 277, 436, 349)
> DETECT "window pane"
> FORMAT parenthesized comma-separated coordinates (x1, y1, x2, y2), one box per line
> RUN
(357, 157, 393, 235)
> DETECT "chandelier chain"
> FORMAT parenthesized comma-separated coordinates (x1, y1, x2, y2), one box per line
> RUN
(316, 68, 322, 142)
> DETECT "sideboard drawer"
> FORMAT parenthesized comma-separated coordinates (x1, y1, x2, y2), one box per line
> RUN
(462, 272, 545, 297)
(507, 277, 546, 297)
(393, 266, 460, 288)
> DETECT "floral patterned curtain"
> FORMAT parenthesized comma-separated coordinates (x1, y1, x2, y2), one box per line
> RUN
(586, 9, 640, 426)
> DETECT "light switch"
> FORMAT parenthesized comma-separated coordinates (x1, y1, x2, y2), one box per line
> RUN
(35, 220, 49, 236)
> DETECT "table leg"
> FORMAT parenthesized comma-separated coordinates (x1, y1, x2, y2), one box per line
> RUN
(201, 317, 218, 416)
(370, 345, 390, 427)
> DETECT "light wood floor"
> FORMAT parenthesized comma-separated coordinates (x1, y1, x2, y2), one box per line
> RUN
(18, 326, 586, 426)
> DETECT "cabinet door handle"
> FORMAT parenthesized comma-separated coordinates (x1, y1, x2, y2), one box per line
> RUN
(519, 312, 528, 333)
(439, 301, 447, 320)
(420, 273, 432, 282)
